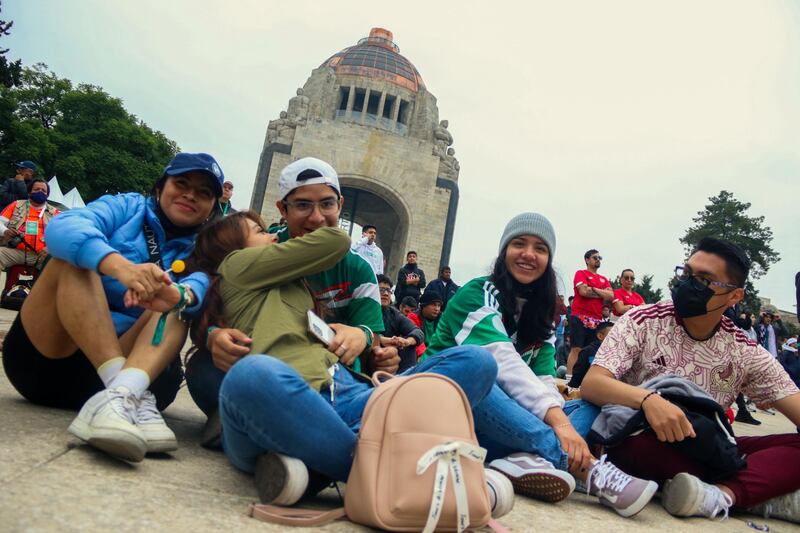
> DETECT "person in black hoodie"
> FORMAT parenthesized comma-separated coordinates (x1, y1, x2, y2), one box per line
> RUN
(568, 321, 613, 388)
(395, 250, 426, 306)
(376, 275, 424, 372)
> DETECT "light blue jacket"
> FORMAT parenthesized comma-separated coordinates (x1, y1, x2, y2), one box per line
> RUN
(45, 193, 208, 336)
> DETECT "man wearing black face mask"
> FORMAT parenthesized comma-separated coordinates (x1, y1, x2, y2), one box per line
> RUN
(582, 237, 800, 524)
(0, 178, 60, 270)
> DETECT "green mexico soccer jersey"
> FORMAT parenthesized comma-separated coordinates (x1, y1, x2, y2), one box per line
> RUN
(424, 276, 556, 376)
(270, 225, 384, 335)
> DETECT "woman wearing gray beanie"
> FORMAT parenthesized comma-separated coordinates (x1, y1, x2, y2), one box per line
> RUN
(421, 212, 657, 517)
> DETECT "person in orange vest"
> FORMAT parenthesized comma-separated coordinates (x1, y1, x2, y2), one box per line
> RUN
(0, 178, 60, 270)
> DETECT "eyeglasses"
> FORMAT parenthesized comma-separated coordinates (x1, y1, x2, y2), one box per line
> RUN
(674, 266, 738, 290)
(283, 198, 339, 215)
(378, 287, 392, 295)
(590, 255, 603, 261)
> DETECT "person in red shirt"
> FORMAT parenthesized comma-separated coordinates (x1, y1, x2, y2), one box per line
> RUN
(612, 269, 646, 317)
(0, 178, 60, 270)
(567, 249, 613, 374)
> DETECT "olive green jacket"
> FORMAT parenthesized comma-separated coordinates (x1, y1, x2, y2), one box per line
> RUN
(219, 227, 350, 391)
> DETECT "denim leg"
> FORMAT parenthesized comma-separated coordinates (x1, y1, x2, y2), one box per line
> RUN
(473, 384, 569, 471)
(184, 347, 226, 417)
(563, 399, 600, 441)
(219, 355, 356, 482)
(329, 344, 498, 434)
(404, 345, 498, 407)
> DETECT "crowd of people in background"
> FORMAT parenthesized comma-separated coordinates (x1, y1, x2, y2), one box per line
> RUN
(2, 153, 800, 526)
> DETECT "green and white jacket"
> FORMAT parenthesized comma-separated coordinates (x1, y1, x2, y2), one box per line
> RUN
(423, 276, 564, 420)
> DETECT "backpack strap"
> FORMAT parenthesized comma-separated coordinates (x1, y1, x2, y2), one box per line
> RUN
(371, 370, 395, 387)
(248, 504, 346, 527)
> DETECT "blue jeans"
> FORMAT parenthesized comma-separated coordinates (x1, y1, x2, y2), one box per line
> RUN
(219, 345, 498, 482)
(473, 385, 600, 471)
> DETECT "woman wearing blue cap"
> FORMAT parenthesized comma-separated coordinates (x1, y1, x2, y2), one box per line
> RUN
(2, 152, 224, 463)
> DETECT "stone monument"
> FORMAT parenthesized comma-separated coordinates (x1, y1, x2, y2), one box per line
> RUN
(251, 28, 460, 277)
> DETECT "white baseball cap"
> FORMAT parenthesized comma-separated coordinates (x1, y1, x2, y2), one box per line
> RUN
(278, 157, 341, 200)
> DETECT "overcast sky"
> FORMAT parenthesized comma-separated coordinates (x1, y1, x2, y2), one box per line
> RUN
(6, 0, 799, 312)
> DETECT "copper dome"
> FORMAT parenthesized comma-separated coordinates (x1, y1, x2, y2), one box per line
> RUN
(322, 28, 425, 93)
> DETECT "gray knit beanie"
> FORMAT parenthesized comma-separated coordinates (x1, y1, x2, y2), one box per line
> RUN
(498, 212, 556, 256)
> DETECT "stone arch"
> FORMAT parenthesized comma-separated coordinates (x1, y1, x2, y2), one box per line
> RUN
(338, 174, 411, 278)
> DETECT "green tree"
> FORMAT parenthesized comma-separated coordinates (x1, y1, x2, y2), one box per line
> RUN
(679, 190, 779, 313)
(610, 273, 664, 303)
(0, 65, 179, 200)
(0, 1, 22, 88)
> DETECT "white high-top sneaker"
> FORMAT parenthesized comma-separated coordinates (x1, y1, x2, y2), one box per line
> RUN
(136, 391, 177, 453)
(68, 386, 147, 462)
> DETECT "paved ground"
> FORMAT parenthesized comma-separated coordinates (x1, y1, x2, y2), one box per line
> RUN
(0, 306, 798, 532)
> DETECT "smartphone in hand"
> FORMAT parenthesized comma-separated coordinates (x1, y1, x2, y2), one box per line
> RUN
(308, 310, 335, 346)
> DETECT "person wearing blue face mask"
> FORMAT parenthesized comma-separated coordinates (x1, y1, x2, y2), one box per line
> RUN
(0, 178, 61, 270)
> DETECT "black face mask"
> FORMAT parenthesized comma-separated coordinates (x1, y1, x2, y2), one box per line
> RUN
(671, 278, 714, 318)
(671, 277, 730, 319)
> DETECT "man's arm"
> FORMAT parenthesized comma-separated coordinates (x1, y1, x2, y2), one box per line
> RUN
(576, 284, 613, 300)
(773, 393, 800, 428)
(582, 366, 696, 442)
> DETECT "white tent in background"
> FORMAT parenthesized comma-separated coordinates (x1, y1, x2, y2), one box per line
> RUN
(48, 176, 65, 204)
(62, 187, 85, 209)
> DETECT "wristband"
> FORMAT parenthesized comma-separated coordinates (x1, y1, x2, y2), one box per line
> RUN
(151, 284, 187, 346)
(640, 390, 661, 410)
(358, 325, 374, 350)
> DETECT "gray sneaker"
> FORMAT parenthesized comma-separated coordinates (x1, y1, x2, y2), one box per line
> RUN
(587, 455, 658, 517)
(748, 489, 800, 525)
(662, 472, 732, 520)
(489, 452, 575, 503)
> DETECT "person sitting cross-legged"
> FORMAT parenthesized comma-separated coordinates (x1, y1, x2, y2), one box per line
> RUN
(582, 237, 800, 524)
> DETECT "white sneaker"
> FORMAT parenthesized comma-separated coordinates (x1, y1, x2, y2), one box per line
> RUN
(485, 467, 514, 518)
(662, 472, 732, 520)
(68, 387, 147, 462)
(748, 489, 800, 525)
(254, 453, 309, 506)
(587, 455, 658, 517)
(136, 391, 177, 453)
(489, 452, 575, 502)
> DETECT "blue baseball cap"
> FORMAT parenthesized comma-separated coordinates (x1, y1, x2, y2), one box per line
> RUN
(163, 152, 224, 197)
(15, 161, 37, 172)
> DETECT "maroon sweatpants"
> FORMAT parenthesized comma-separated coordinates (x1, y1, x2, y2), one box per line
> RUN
(607, 431, 800, 508)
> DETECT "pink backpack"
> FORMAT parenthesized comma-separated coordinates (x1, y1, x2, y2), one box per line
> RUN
(250, 372, 497, 532)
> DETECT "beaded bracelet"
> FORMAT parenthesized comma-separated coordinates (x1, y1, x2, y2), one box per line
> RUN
(640, 390, 661, 410)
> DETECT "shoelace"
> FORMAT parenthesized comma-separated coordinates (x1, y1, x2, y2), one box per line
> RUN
(416, 441, 487, 533)
(590, 455, 632, 496)
(136, 392, 162, 423)
(107, 388, 140, 424)
(701, 485, 733, 520)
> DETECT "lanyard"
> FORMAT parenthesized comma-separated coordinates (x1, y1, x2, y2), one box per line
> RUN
(142, 221, 163, 269)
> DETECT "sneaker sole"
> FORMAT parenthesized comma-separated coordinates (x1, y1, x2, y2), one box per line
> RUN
(485, 469, 515, 518)
(142, 433, 178, 453)
(608, 480, 658, 518)
(254, 453, 309, 506)
(69, 418, 146, 463)
(661, 473, 703, 517)
(489, 465, 574, 503)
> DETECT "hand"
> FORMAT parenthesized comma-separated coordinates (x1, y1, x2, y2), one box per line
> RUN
(371, 345, 400, 375)
(3, 227, 19, 239)
(328, 324, 368, 366)
(208, 327, 251, 372)
(380, 335, 401, 347)
(642, 394, 696, 443)
(132, 283, 189, 313)
(553, 423, 594, 473)
(116, 262, 169, 301)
